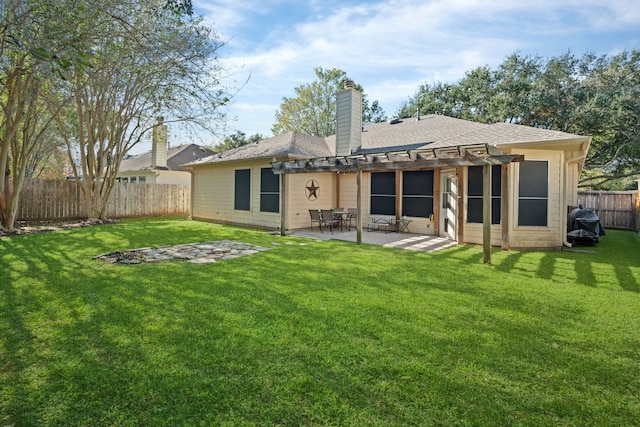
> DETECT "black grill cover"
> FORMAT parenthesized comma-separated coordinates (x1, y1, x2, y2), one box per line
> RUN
(567, 229, 599, 246)
(568, 208, 605, 236)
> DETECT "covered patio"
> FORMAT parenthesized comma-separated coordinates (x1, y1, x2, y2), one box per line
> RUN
(272, 143, 523, 263)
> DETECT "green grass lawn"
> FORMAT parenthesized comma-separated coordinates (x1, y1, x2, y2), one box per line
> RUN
(1, 217, 639, 426)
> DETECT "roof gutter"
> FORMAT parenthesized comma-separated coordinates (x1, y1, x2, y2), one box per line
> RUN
(562, 150, 588, 248)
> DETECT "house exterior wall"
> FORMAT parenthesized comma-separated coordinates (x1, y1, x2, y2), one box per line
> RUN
(116, 170, 191, 185)
(462, 149, 565, 249)
(285, 173, 336, 230)
(565, 158, 581, 208)
(336, 171, 436, 235)
(509, 149, 563, 248)
(155, 171, 191, 185)
(460, 165, 505, 247)
(338, 173, 357, 210)
(191, 160, 278, 229)
(116, 171, 157, 183)
(190, 160, 336, 230)
(191, 147, 582, 249)
(335, 171, 375, 223)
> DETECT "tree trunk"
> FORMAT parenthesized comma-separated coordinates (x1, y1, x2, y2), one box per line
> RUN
(0, 169, 11, 227)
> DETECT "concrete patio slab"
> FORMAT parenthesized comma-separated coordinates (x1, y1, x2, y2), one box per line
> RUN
(288, 229, 457, 253)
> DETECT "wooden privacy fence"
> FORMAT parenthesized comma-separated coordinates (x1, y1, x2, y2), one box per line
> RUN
(17, 179, 190, 221)
(577, 190, 639, 231)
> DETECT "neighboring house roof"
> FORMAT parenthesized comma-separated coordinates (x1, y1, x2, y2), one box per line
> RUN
(119, 144, 214, 172)
(186, 131, 333, 166)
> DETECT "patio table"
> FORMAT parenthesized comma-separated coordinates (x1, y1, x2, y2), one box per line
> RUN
(368, 216, 396, 233)
(331, 210, 348, 232)
(397, 218, 412, 232)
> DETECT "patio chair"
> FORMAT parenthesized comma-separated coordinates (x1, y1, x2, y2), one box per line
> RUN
(345, 208, 357, 231)
(321, 209, 341, 233)
(309, 209, 323, 232)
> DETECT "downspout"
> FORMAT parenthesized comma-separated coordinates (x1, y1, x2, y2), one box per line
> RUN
(187, 166, 194, 219)
(563, 153, 586, 248)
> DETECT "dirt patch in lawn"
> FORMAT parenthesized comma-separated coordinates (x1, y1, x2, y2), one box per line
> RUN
(0, 219, 119, 237)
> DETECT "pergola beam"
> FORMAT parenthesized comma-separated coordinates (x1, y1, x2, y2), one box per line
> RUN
(272, 154, 523, 174)
(271, 144, 523, 175)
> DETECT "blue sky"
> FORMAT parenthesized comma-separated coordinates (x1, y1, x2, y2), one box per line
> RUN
(133, 0, 640, 153)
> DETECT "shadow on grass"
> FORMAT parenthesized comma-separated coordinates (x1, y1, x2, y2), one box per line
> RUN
(2, 219, 640, 424)
(492, 230, 639, 292)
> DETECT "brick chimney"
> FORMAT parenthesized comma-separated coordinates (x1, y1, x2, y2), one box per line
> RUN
(335, 80, 362, 156)
(151, 117, 168, 169)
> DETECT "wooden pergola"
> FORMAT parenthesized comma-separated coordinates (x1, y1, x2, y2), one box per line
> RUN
(271, 143, 523, 263)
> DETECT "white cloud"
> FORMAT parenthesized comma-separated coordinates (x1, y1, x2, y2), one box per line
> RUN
(195, 0, 640, 137)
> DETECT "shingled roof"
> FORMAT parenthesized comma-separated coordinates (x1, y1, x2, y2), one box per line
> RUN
(354, 114, 488, 152)
(187, 114, 588, 168)
(186, 131, 333, 166)
(351, 114, 585, 152)
(119, 144, 214, 172)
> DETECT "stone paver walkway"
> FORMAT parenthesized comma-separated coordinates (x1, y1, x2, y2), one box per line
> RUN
(94, 240, 271, 264)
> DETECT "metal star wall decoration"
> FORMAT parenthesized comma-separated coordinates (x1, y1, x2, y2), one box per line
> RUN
(305, 179, 319, 200)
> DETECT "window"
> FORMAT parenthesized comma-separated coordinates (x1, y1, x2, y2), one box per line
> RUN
(234, 169, 251, 211)
(467, 165, 501, 224)
(139, 176, 146, 183)
(518, 161, 548, 226)
(402, 170, 434, 218)
(260, 167, 279, 213)
(370, 172, 396, 215)
(130, 177, 137, 183)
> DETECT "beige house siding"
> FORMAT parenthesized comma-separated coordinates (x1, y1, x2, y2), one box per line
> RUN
(462, 224, 505, 246)
(116, 170, 191, 185)
(506, 149, 563, 248)
(191, 160, 279, 229)
(155, 171, 192, 185)
(191, 161, 338, 230)
(566, 159, 581, 208)
(337, 173, 357, 209)
(286, 173, 335, 230)
(461, 150, 569, 249)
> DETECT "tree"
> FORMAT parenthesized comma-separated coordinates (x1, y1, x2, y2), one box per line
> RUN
(455, 66, 498, 123)
(0, 0, 79, 229)
(396, 50, 640, 188)
(272, 66, 386, 138)
(491, 53, 542, 126)
(577, 50, 640, 188)
(397, 81, 458, 118)
(50, 0, 230, 220)
(212, 131, 264, 153)
(0, 0, 227, 227)
(362, 96, 387, 124)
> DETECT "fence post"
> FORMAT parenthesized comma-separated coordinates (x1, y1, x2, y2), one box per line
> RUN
(636, 180, 640, 233)
(635, 192, 639, 233)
